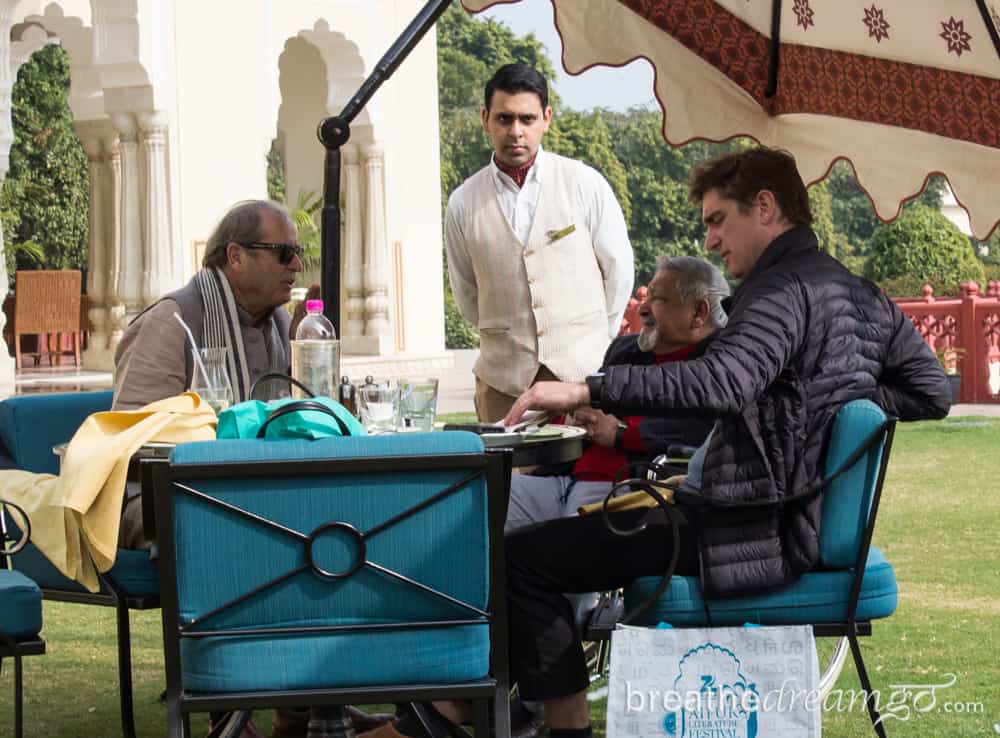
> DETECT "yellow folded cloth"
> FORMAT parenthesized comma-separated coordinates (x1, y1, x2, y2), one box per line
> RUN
(577, 476, 684, 516)
(0, 392, 217, 592)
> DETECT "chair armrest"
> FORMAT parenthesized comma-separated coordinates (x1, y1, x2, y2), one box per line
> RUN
(0, 497, 31, 555)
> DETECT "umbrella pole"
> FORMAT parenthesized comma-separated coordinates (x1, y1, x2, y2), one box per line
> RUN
(316, 0, 455, 338)
(974, 0, 1000, 61)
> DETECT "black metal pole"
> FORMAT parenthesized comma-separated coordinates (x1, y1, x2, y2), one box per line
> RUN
(316, 0, 454, 337)
(319, 142, 344, 337)
(765, 0, 782, 98)
(974, 0, 1000, 62)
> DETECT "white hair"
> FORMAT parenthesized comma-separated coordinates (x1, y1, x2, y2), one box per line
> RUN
(656, 255, 730, 328)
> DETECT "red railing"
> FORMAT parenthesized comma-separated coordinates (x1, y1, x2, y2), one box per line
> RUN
(894, 281, 1000, 403)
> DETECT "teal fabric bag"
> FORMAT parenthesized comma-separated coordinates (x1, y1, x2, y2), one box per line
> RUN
(217, 397, 366, 440)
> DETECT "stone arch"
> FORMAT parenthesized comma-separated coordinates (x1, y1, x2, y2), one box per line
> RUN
(17, 3, 102, 120)
(276, 19, 377, 208)
(277, 34, 329, 221)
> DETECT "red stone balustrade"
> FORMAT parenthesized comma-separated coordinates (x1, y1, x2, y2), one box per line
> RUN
(893, 281, 1000, 403)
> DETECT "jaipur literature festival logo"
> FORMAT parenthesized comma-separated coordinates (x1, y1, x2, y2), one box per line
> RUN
(663, 642, 759, 738)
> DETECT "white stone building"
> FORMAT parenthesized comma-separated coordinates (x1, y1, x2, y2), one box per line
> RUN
(0, 0, 449, 394)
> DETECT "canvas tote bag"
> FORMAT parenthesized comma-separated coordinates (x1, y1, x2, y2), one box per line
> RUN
(607, 623, 822, 738)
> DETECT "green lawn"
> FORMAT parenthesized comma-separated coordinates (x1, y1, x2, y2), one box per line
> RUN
(2, 416, 997, 737)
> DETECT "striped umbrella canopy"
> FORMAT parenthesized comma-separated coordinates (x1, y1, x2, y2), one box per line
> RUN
(462, 0, 1000, 240)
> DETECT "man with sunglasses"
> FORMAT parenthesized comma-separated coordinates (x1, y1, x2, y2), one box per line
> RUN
(113, 199, 303, 411)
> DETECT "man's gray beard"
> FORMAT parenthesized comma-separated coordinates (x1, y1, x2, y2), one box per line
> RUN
(637, 325, 658, 352)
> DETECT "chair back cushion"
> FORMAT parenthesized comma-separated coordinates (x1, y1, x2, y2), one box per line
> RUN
(0, 390, 114, 474)
(0, 391, 158, 598)
(0, 569, 43, 640)
(13, 269, 82, 334)
(819, 399, 888, 568)
(167, 432, 492, 691)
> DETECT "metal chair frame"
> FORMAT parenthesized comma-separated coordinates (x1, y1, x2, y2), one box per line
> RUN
(153, 450, 512, 738)
(1, 499, 47, 738)
(588, 416, 898, 737)
(0, 390, 157, 738)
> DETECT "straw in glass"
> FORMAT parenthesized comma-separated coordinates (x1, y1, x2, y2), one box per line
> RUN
(173, 312, 212, 391)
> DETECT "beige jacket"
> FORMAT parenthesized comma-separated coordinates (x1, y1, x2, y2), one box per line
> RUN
(449, 154, 620, 395)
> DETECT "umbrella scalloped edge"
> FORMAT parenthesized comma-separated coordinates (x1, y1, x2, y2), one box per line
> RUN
(461, 0, 1000, 241)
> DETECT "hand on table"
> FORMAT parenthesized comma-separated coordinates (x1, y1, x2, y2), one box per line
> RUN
(503, 381, 590, 427)
(571, 407, 623, 447)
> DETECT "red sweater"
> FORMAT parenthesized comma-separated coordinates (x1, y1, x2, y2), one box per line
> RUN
(571, 344, 697, 482)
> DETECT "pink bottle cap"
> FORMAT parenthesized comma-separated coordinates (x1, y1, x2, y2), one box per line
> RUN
(305, 299, 324, 312)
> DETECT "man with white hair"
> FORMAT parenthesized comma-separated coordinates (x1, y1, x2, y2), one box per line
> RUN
(505, 255, 730, 531)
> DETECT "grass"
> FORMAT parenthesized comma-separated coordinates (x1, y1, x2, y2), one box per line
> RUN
(2, 416, 998, 737)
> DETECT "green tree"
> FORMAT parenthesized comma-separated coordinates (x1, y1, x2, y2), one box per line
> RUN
(826, 162, 947, 262)
(809, 179, 861, 273)
(607, 110, 739, 284)
(1, 44, 89, 286)
(546, 110, 630, 221)
(865, 204, 985, 296)
(266, 139, 286, 203)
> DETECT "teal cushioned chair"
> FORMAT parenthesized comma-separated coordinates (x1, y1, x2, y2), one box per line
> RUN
(619, 400, 898, 737)
(154, 432, 511, 738)
(0, 390, 158, 738)
(1, 499, 46, 738)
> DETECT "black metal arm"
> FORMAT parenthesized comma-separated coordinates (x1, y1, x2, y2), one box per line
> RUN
(317, 0, 454, 336)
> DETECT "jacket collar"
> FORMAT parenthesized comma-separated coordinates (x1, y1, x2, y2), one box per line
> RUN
(724, 225, 818, 312)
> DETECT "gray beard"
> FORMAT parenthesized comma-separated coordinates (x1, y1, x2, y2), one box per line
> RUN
(637, 325, 658, 352)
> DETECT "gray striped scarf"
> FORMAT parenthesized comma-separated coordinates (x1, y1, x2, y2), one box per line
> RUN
(194, 267, 282, 403)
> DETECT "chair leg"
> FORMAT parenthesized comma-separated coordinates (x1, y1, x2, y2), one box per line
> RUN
(472, 700, 489, 737)
(73, 330, 81, 367)
(494, 685, 511, 738)
(114, 597, 139, 738)
(166, 694, 185, 738)
(14, 652, 23, 738)
(848, 632, 888, 738)
(14, 335, 21, 372)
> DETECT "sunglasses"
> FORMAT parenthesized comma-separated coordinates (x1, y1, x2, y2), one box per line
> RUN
(238, 242, 304, 265)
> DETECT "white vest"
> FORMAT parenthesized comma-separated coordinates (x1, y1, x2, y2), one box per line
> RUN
(464, 153, 611, 395)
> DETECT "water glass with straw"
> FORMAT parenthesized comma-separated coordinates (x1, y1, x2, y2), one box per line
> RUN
(174, 313, 234, 414)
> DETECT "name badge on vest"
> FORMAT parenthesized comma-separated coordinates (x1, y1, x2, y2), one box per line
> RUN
(547, 224, 576, 243)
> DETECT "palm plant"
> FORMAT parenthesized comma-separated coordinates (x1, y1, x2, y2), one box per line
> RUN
(289, 190, 321, 270)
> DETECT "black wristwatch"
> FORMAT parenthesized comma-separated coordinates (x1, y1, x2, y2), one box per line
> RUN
(613, 422, 627, 451)
(585, 372, 605, 408)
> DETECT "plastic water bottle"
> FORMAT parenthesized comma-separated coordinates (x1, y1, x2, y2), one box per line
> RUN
(290, 299, 340, 399)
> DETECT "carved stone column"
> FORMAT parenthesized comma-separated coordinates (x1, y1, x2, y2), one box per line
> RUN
(361, 141, 392, 354)
(138, 110, 177, 303)
(76, 122, 116, 370)
(111, 112, 143, 322)
(106, 127, 126, 350)
(342, 143, 365, 341)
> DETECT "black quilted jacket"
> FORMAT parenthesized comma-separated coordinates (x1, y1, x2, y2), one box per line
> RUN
(602, 334, 717, 461)
(600, 226, 951, 597)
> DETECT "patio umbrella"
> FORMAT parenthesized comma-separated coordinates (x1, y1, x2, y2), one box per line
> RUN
(461, 0, 1000, 240)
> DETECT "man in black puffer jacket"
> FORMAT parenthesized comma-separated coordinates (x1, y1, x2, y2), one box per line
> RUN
(494, 147, 951, 738)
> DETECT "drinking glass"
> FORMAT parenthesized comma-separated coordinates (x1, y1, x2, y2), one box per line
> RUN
(398, 377, 439, 431)
(359, 383, 400, 434)
(190, 347, 234, 414)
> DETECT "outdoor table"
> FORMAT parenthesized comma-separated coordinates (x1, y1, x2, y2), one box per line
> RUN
(90, 424, 586, 543)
